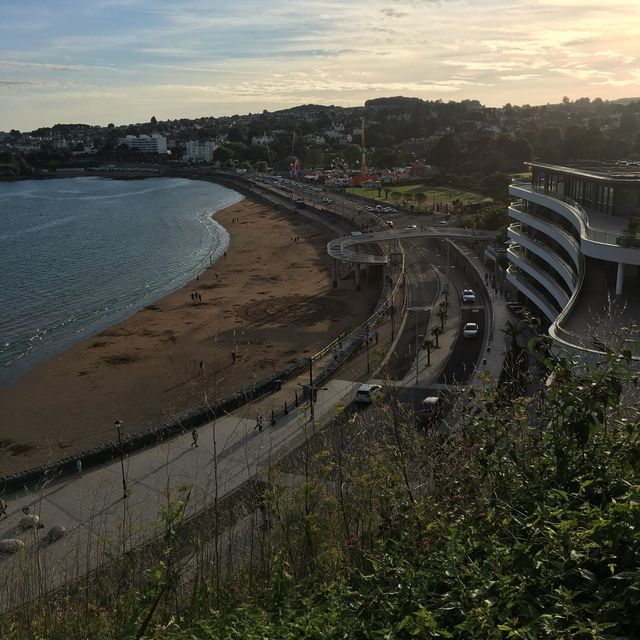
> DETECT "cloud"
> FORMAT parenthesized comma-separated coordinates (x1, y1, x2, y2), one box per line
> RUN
(2, 0, 640, 128)
(0, 60, 109, 73)
(380, 8, 408, 17)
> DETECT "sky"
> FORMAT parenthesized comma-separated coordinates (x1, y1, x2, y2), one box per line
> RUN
(1, 0, 640, 131)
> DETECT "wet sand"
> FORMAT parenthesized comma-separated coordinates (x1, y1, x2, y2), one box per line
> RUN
(0, 197, 379, 476)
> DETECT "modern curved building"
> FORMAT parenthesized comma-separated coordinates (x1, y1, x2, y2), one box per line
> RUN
(507, 162, 640, 353)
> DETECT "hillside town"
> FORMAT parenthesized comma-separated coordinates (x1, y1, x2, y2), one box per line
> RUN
(2, 96, 640, 184)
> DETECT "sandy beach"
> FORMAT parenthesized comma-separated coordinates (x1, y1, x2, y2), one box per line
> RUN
(0, 196, 379, 476)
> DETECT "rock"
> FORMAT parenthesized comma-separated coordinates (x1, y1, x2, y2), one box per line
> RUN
(0, 539, 25, 554)
(46, 525, 66, 543)
(19, 514, 44, 530)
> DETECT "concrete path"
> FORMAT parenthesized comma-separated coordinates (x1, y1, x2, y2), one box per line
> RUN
(0, 375, 358, 610)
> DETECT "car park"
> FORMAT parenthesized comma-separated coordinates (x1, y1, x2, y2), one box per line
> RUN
(462, 289, 476, 303)
(463, 322, 479, 338)
(354, 383, 382, 405)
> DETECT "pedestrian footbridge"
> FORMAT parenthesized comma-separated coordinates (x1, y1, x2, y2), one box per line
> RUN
(327, 227, 494, 264)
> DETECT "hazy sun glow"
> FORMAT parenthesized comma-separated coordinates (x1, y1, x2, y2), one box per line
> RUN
(1, 0, 639, 129)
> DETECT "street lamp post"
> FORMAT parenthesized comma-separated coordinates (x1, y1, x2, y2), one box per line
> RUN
(114, 419, 128, 499)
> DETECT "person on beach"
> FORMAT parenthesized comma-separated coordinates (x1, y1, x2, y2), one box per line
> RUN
(255, 413, 264, 433)
(75, 458, 82, 478)
(191, 428, 199, 447)
(232, 351, 237, 364)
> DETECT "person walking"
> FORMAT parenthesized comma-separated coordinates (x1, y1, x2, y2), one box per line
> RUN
(191, 428, 199, 448)
(255, 413, 264, 433)
(75, 458, 82, 478)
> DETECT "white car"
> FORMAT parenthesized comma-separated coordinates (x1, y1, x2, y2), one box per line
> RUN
(463, 322, 479, 338)
(462, 289, 476, 303)
(322, 197, 334, 204)
(436, 219, 449, 226)
(354, 383, 382, 404)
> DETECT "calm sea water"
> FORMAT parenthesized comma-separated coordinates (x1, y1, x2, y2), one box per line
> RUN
(0, 176, 243, 389)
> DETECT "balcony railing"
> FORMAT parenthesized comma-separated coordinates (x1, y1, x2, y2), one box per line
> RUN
(510, 180, 640, 247)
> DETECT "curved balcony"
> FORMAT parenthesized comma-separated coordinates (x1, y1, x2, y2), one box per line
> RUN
(506, 267, 558, 324)
(508, 204, 581, 270)
(506, 246, 570, 310)
(510, 182, 640, 265)
(508, 224, 577, 293)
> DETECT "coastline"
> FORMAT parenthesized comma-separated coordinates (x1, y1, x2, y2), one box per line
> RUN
(0, 195, 379, 475)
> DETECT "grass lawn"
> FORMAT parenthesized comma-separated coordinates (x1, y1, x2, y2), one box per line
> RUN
(346, 184, 485, 207)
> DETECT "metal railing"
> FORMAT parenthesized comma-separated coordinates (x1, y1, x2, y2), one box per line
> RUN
(511, 180, 640, 248)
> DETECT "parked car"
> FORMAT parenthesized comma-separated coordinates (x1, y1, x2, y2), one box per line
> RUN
(354, 383, 382, 405)
(415, 395, 443, 427)
(386, 220, 394, 229)
(322, 197, 334, 204)
(463, 322, 479, 338)
(462, 289, 476, 303)
(436, 220, 449, 227)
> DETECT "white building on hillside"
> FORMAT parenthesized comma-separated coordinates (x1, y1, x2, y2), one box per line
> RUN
(183, 139, 216, 162)
(251, 134, 274, 146)
(117, 133, 167, 154)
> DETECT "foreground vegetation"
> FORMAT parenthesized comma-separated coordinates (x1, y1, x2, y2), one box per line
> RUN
(3, 336, 640, 638)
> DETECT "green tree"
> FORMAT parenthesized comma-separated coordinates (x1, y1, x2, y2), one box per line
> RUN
(481, 172, 511, 201)
(212, 146, 235, 163)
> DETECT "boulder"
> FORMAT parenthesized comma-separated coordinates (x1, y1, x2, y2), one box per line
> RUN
(0, 539, 25, 554)
(46, 525, 66, 544)
(19, 514, 44, 530)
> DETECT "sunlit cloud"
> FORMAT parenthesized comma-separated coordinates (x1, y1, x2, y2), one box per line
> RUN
(1, 0, 640, 129)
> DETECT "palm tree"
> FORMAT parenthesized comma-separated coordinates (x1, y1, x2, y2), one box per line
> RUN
(422, 338, 434, 366)
(415, 192, 427, 210)
(431, 326, 442, 348)
(437, 301, 448, 331)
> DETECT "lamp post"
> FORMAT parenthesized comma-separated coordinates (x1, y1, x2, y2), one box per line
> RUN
(114, 419, 128, 499)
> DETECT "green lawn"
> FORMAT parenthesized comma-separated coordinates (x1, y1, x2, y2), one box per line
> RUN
(346, 184, 485, 207)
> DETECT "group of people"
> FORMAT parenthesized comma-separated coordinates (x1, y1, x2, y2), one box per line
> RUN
(191, 291, 203, 304)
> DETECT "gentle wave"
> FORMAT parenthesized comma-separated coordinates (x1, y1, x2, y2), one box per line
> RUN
(0, 177, 241, 388)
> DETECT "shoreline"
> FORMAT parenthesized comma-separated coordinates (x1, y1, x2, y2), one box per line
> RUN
(0, 176, 241, 392)
(0, 194, 380, 476)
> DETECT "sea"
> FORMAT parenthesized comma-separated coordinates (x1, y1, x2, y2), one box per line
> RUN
(0, 176, 243, 390)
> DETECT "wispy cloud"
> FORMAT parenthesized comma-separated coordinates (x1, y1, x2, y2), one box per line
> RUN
(2, 0, 640, 129)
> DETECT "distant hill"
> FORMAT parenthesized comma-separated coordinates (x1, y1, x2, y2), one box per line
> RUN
(364, 96, 424, 109)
